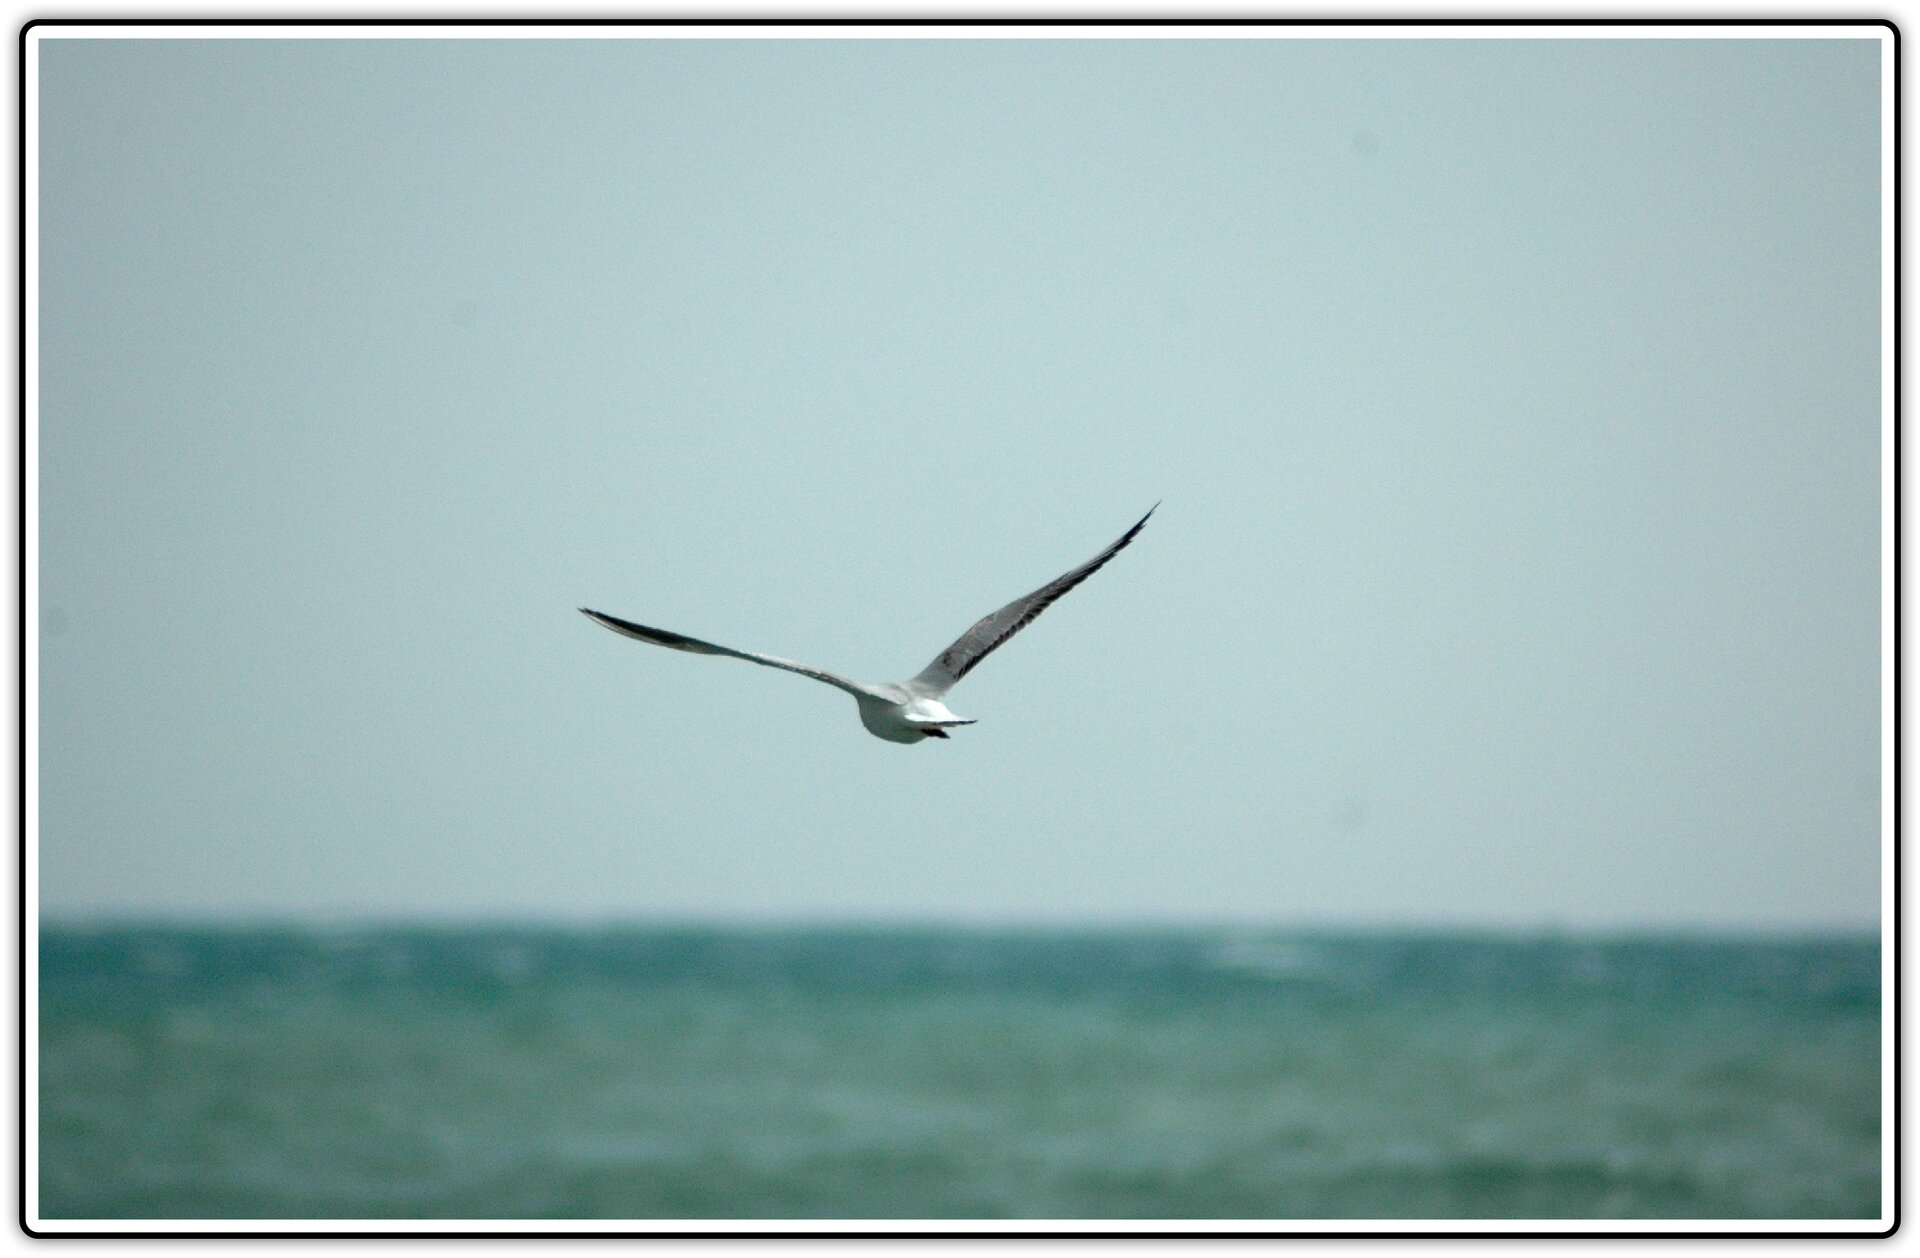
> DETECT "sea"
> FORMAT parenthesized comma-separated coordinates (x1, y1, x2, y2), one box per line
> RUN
(37, 926, 1882, 1222)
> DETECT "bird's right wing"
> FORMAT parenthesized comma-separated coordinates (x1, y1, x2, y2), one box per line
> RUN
(908, 504, 1156, 698)
(579, 608, 873, 698)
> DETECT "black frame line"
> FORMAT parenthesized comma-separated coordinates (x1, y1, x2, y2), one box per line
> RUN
(15, 14, 1900, 1241)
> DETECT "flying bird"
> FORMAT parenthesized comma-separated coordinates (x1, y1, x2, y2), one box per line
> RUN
(580, 505, 1156, 744)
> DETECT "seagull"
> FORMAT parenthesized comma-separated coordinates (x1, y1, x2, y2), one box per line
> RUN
(580, 505, 1156, 744)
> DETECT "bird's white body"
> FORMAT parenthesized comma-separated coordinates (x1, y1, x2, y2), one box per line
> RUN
(855, 688, 976, 744)
(581, 506, 1154, 744)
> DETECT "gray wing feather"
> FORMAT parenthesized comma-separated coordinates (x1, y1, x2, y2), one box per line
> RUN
(909, 504, 1156, 697)
(579, 608, 872, 698)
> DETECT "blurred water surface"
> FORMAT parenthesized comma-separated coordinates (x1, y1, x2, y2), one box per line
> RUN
(39, 927, 1880, 1220)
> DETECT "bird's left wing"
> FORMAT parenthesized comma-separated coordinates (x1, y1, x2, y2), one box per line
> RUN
(908, 504, 1156, 698)
(580, 608, 874, 698)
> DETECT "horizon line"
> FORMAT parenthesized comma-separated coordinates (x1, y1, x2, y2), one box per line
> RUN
(32, 911, 1884, 941)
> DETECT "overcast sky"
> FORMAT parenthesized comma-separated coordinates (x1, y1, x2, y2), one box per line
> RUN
(35, 31, 1885, 929)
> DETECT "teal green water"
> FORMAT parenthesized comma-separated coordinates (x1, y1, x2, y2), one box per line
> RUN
(39, 928, 1881, 1220)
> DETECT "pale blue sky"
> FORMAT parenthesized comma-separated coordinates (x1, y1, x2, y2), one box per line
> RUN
(36, 33, 1884, 928)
